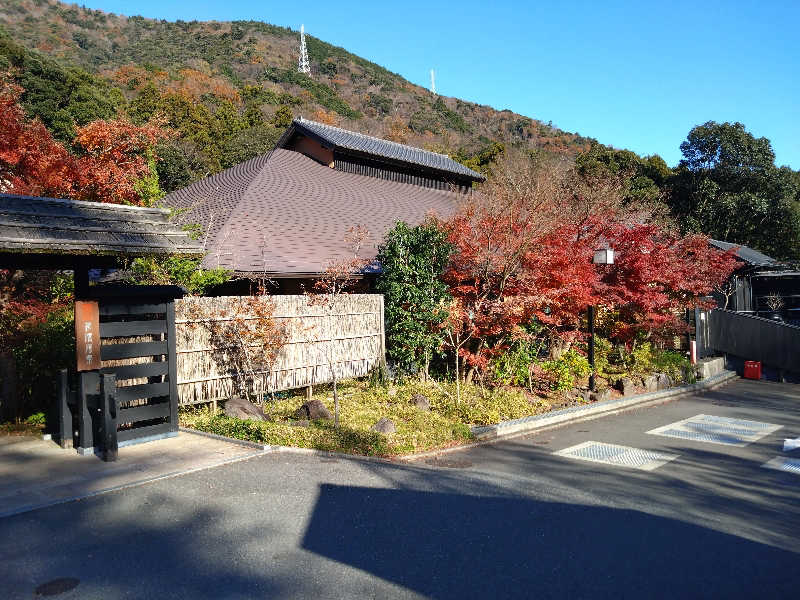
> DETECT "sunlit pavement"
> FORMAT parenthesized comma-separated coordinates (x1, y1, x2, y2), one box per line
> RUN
(1, 378, 798, 599)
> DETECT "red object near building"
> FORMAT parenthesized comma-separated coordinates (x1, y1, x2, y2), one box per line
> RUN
(744, 361, 762, 380)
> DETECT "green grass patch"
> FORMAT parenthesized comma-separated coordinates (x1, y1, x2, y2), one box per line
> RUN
(0, 419, 44, 437)
(180, 379, 550, 457)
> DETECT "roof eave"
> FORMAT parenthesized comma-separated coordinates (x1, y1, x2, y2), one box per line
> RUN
(284, 120, 485, 183)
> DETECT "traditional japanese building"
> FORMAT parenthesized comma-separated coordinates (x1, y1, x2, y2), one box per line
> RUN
(162, 118, 484, 293)
(710, 239, 800, 324)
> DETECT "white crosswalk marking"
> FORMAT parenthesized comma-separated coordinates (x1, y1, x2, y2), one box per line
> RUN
(647, 414, 782, 446)
(553, 441, 679, 471)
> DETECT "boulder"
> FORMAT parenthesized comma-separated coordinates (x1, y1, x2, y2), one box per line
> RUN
(616, 377, 636, 396)
(644, 375, 659, 393)
(590, 388, 612, 403)
(656, 373, 673, 391)
(224, 397, 266, 421)
(411, 393, 430, 411)
(371, 417, 396, 434)
(294, 399, 333, 421)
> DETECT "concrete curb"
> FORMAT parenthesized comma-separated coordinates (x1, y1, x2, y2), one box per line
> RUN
(471, 370, 739, 442)
(179, 427, 398, 464)
(401, 371, 739, 462)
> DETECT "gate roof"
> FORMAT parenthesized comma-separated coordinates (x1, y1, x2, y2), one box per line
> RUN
(0, 194, 203, 268)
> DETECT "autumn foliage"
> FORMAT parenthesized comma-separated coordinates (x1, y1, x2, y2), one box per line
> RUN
(0, 75, 169, 205)
(438, 153, 739, 373)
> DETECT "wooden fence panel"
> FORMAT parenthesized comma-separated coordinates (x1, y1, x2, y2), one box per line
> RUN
(174, 294, 385, 405)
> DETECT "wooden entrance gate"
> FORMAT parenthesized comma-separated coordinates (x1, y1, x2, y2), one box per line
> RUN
(59, 285, 185, 458)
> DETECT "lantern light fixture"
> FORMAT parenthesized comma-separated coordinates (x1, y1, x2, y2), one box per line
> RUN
(593, 247, 615, 265)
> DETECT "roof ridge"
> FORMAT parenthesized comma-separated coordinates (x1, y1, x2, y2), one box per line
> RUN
(295, 117, 459, 162)
(162, 151, 273, 247)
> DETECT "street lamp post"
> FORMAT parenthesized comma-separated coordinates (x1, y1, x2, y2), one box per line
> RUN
(589, 247, 614, 392)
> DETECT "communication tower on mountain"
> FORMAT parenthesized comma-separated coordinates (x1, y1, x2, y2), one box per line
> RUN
(298, 24, 310, 75)
(430, 69, 436, 95)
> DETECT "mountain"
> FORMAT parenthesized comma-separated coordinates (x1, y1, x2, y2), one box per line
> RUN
(0, 0, 595, 191)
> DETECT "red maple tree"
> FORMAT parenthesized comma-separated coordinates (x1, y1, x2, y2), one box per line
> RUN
(1, 76, 169, 206)
(0, 78, 79, 198)
(438, 154, 739, 375)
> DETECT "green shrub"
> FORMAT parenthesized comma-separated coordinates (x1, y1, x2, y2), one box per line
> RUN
(491, 339, 537, 386)
(11, 307, 74, 419)
(375, 221, 452, 376)
(24, 412, 46, 426)
(126, 256, 231, 295)
(537, 349, 591, 391)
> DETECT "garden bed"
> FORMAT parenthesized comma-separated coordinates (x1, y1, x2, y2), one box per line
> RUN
(179, 371, 691, 457)
(180, 380, 553, 456)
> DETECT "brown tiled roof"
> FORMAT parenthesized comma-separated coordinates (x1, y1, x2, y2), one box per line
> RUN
(282, 118, 486, 182)
(162, 149, 464, 276)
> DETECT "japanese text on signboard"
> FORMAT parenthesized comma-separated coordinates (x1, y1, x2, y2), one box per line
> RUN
(74, 300, 100, 371)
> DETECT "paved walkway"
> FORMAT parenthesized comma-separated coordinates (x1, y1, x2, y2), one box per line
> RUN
(0, 379, 797, 599)
(0, 430, 261, 517)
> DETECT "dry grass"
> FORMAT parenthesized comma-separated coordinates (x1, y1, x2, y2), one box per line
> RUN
(180, 378, 551, 456)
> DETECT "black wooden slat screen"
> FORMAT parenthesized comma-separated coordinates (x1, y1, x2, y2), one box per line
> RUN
(709, 309, 800, 373)
(101, 361, 169, 380)
(96, 294, 180, 445)
(101, 340, 168, 360)
(100, 320, 167, 337)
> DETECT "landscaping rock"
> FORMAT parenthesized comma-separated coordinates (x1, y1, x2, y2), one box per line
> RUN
(371, 417, 396, 434)
(590, 388, 612, 403)
(294, 399, 333, 421)
(656, 373, 673, 391)
(224, 397, 266, 421)
(411, 393, 430, 411)
(571, 388, 592, 402)
(290, 420, 310, 427)
(616, 377, 636, 396)
(644, 375, 659, 393)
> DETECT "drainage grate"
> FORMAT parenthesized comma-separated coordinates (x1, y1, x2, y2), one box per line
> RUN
(762, 457, 800, 475)
(647, 414, 782, 447)
(553, 441, 678, 471)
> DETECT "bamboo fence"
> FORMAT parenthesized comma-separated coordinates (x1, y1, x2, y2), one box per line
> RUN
(173, 294, 385, 405)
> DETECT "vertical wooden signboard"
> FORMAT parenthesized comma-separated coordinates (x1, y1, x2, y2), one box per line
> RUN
(74, 300, 100, 371)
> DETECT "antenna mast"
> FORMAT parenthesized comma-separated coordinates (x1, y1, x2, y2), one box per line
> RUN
(430, 69, 436, 95)
(298, 24, 310, 75)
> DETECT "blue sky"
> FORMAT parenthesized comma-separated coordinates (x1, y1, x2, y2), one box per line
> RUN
(80, 0, 800, 169)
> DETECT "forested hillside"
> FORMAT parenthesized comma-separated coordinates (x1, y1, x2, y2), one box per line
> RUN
(0, 0, 593, 186)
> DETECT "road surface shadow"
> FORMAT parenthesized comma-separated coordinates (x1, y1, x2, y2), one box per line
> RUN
(303, 484, 798, 599)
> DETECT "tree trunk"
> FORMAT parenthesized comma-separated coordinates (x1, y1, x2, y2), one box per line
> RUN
(454, 352, 461, 405)
(465, 367, 476, 386)
(332, 372, 339, 428)
(549, 336, 571, 360)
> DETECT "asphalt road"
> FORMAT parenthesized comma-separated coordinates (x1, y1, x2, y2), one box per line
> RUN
(1, 378, 798, 599)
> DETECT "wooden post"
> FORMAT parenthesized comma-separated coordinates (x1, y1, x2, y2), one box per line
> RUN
(305, 385, 313, 400)
(100, 373, 118, 462)
(73, 262, 90, 300)
(58, 369, 72, 449)
(166, 300, 179, 432)
(77, 371, 95, 454)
